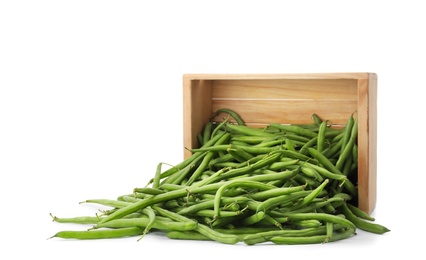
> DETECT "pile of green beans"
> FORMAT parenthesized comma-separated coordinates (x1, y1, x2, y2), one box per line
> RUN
(50, 109, 390, 244)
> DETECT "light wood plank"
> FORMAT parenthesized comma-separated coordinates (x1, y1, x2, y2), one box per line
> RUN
(212, 99, 358, 126)
(183, 79, 212, 158)
(213, 79, 358, 100)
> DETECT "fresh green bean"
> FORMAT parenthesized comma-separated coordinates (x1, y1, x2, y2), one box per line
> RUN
(94, 215, 197, 232)
(347, 203, 375, 221)
(226, 123, 275, 137)
(79, 199, 131, 209)
(50, 213, 101, 224)
(214, 180, 275, 219)
(133, 187, 165, 195)
(196, 223, 240, 244)
(203, 121, 213, 145)
(240, 211, 265, 226)
(249, 185, 307, 201)
(341, 203, 390, 234)
(256, 191, 311, 212)
(166, 231, 211, 241)
(212, 108, 246, 126)
(269, 123, 318, 139)
(335, 116, 358, 171)
(317, 121, 328, 153)
(270, 228, 354, 244)
(269, 159, 300, 171)
(50, 227, 144, 240)
(285, 213, 356, 230)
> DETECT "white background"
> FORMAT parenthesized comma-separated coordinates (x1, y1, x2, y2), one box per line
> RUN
(1, 0, 424, 259)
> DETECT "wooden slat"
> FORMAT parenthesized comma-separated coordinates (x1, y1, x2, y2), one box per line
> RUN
(213, 79, 358, 100)
(184, 73, 371, 80)
(211, 99, 358, 126)
(183, 79, 212, 158)
(357, 74, 377, 214)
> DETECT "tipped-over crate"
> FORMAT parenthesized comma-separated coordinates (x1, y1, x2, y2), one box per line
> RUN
(182, 73, 377, 214)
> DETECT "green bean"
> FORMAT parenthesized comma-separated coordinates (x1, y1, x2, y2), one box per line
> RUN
(191, 166, 231, 187)
(269, 123, 317, 139)
(325, 222, 334, 242)
(317, 121, 328, 153)
(236, 144, 284, 155)
(253, 139, 286, 148)
(300, 165, 324, 182)
(308, 148, 343, 176)
(208, 153, 234, 166)
(161, 153, 205, 186)
(285, 213, 356, 230)
(346, 203, 375, 221)
(189, 144, 231, 153)
(210, 214, 247, 228)
(285, 138, 296, 152)
(213, 180, 275, 219)
(291, 219, 323, 228)
(322, 137, 344, 159)
(244, 226, 329, 245)
(186, 133, 231, 185)
(240, 211, 265, 226)
(232, 135, 278, 144)
(196, 223, 240, 244)
(133, 187, 165, 195)
(249, 184, 306, 201)
(256, 191, 311, 212)
(151, 131, 226, 183)
(269, 159, 300, 171)
(227, 146, 254, 163)
(195, 209, 246, 218)
(137, 206, 156, 240)
(225, 123, 275, 137)
(166, 231, 211, 241)
(340, 114, 355, 155)
(212, 108, 245, 126)
(340, 203, 390, 234)
(197, 133, 203, 146)
(94, 215, 197, 232)
(50, 227, 144, 240)
(335, 116, 358, 171)
(210, 152, 282, 182)
(50, 213, 101, 224)
(153, 162, 168, 189)
(214, 227, 276, 236)
(299, 136, 318, 156)
(270, 228, 354, 244)
(120, 195, 141, 203)
(311, 113, 323, 126)
(79, 199, 131, 209)
(177, 196, 250, 216)
(203, 121, 213, 145)
(263, 214, 285, 229)
(284, 133, 311, 144)
(300, 163, 346, 181)
(297, 179, 329, 208)
(211, 115, 229, 138)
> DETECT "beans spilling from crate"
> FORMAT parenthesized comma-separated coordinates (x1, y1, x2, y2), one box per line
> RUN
(50, 109, 390, 244)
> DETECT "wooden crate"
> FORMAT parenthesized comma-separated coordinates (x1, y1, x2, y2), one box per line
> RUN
(182, 73, 377, 214)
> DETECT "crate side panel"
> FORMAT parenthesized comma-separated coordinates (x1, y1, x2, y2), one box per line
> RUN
(213, 79, 358, 100)
(183, 79, 213, 158)
(357, 75, 377, 214)
(211, 99, 358, 126)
